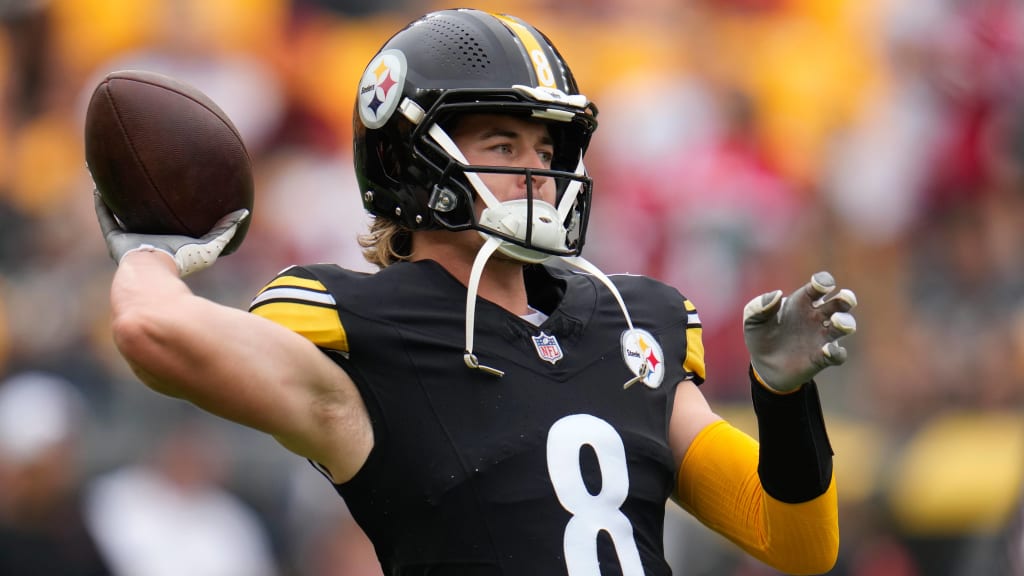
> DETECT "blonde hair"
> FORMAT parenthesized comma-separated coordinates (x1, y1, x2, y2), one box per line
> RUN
(358, 216, 413, 269)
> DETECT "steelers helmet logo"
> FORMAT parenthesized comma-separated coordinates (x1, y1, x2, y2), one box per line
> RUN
(620, 328, 665, 389)
(358, 49, 407, 129)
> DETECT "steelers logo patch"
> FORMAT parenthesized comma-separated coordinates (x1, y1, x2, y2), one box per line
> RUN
(620, 328, 665, 389)
(358, 49, 406, 129)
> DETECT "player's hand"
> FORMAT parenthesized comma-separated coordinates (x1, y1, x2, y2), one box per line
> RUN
(742, 271, 857, 393)
(94, 191, 249, 278)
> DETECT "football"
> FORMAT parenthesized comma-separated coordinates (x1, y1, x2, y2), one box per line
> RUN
(84, 69, 253, 255)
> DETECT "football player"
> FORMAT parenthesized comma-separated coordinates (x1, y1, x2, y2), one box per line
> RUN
(95, 8, 857, 575)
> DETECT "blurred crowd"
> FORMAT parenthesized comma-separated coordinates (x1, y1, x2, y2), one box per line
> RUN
(0, 0, 1023, 574)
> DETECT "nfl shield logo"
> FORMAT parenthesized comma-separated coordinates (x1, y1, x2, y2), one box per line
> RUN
(532, 332, 563, 364)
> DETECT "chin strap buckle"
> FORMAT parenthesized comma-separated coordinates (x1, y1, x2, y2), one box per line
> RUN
(622, 362, 649, 390)
(464, 352, 505, 377)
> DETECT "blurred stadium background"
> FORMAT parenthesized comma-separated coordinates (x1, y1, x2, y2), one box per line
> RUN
(0, 0, 1022, 574)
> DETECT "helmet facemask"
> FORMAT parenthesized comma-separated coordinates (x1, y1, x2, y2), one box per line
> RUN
(405, 89, 595, 263)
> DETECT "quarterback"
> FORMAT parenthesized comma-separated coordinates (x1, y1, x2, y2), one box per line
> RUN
(96, 8, 857, 575)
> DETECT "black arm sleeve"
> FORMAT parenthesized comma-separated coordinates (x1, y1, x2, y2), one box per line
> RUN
(750, 365, 834, 503)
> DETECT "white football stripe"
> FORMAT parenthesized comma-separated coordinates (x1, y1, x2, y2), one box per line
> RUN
(251, 286, 336, 307)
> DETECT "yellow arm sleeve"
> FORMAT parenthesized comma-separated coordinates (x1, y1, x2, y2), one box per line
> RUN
(675, 420, 839, 575)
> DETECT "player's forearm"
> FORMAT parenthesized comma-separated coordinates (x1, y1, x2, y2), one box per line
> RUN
(110, 252, 365, 452)
(110, 250, 194, 392)
(109, 249, 256, 401)
(750, 367, 834, 504)
(111, 251, 237, 390)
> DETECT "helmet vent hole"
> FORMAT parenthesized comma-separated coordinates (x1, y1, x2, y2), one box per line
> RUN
(423, 18, 492, 75)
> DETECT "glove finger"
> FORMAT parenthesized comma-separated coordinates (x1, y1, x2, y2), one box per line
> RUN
(202, 209, 250, 255)
(219, 208, 250, 228)
(799, 271, 836, 308)
(206, 224, 238, 254)
(810, 271, 836, 295)
(93, 191, 123, 237)
(806, 270, 831, 295)
(827, 311, 857, 337)
(742, 289, 783, 324)
(821, 288, 857, 314)
(203, 209, 249, 239)
(821, 341, 847, 366)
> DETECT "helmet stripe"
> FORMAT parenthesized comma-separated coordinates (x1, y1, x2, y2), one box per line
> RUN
(491, 13, 557, 89)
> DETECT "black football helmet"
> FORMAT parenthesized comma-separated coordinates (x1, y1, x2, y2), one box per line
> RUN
(353, 8, 599, 261)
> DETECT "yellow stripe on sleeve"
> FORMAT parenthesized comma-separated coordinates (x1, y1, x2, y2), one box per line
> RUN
(249, 273, 349, 353)
(257, 274, 329, 294)
(682, 298, 706, 383)
(251, 300, 349, 353)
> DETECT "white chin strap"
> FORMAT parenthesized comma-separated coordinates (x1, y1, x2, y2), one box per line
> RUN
(462, 238, 640, 387)
(418, 107, 640, 383)
(463, 236, 507, 376)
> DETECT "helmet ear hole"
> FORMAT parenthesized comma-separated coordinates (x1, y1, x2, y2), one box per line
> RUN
(378, 139, 404, 183)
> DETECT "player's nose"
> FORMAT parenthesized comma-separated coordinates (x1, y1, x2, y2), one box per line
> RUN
(520, 156, 551, 199)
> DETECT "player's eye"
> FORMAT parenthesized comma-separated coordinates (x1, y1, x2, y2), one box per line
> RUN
(491, 143, 514, 156)
(537, 148, 554, 166)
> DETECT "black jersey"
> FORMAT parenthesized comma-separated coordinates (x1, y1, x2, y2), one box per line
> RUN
(250, 260, 706, 576)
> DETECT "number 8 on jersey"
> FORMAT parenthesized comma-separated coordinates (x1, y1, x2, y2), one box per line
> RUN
(547, 414, 645, 575)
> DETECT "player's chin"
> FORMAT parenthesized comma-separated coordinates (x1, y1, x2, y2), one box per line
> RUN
(491, 249, 523, 264)
(464, 230, 516, 262)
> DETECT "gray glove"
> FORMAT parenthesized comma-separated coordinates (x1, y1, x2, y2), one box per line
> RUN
(742, 271, 857, 393)
(95, 191, 249, 278)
